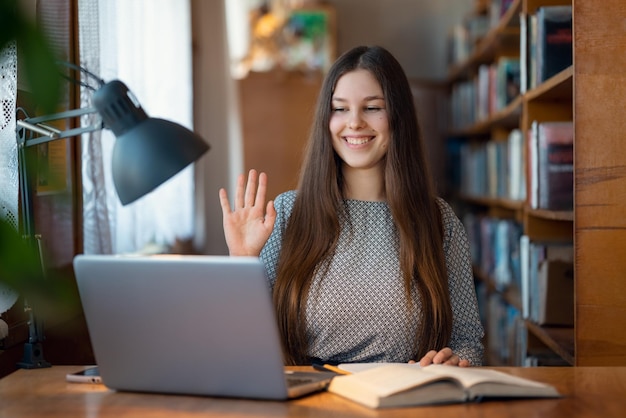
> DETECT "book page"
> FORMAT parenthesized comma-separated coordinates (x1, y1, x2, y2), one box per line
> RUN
(424, 365, 552, 389)
(333, 364, 454, 398)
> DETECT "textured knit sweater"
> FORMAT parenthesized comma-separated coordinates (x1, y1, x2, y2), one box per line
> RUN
(260, 190, 484, 365)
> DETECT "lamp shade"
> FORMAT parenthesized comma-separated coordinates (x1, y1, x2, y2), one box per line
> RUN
(92, 80, 209, 205)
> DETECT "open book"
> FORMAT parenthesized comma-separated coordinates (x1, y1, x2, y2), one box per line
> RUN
(327, 364, 561, 409)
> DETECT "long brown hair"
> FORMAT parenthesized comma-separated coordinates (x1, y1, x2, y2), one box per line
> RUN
(273, 46, 452, 364)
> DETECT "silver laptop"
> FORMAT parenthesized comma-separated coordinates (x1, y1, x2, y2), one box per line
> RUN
(73, 254, 334, 400)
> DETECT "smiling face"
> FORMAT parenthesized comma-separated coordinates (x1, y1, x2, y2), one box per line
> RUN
(329, 69, 390, 176)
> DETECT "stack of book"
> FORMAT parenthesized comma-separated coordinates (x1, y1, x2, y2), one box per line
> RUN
(521, 5, 573, 92)
(520, 237, 574, 326)
(527, 121, 574, 211)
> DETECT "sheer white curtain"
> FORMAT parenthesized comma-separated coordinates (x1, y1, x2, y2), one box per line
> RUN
(79, 0, 196, 254)
(0, 41, 19, 315)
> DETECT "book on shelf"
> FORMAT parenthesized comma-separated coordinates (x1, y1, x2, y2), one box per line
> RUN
(447, 23, 470, 67)
(535, 5, 573, 84)
(447, 11, 489, 70)
(537, 259, 574, 326)
(537, 121, 574, 211)
(486, 141, 506, 198)
(528, 121, 574, 211)
(489, 0, 516, 28)
(507, 128, 526, 201)
(463, 213, 522, 287)
(494, 56, 520, 111)
(487, 292, 523, 364)
(457, 130, 525, 202)
(520, 237, 573, 324)
(450, 80, 476, 129)
(449, 58, 519, 129)
(459, 142, 487, 197)
(476, 64, 491, 121)
(520, 12, 529, 93)
(493, 217, 523, 290)
(327, 364, 560, 409)
(466, 13, 490, 45)
(526, 127, 537, 208)
(522, 6, 572, 91)
(529, 13, 538, 90)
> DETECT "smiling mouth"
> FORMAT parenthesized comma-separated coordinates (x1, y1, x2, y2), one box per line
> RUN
(344, 136, 374, 145)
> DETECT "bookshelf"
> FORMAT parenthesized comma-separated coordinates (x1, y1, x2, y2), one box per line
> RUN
(447, 0, 626, 367)
(446, 0, 575, 366)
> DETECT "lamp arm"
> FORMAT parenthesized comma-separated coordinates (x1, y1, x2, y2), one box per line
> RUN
(16, 106, 103, 237)
(16, 107, 103, 147)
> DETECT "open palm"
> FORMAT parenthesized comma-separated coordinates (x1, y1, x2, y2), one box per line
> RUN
(219, 170, 276, 256)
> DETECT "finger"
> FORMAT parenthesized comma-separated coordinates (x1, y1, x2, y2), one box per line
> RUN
(235, 173, 246, 209)
(433, 347, 453, 364)
(218, 188, 232, 216)
(255, 172, 269, 208)
(419, 350, 438, 367)
(244, 169, 258, 207)
(264, 200, 277, 228)
(458, 359, 470, 367)
(443, 354, 460, 366)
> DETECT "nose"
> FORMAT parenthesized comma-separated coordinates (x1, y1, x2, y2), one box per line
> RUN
(348, 110, 364, 129)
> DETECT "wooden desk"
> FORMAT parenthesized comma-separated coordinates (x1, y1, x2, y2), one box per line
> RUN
(0, 366, 625, 417)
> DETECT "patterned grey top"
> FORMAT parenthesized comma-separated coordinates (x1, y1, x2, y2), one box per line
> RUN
(260, 190, 484, 365)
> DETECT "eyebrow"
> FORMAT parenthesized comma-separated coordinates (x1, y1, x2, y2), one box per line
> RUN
(331, 95, 385, 102)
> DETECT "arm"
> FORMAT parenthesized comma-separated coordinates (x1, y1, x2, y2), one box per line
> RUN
(441, 200, 485, 366)
(219, 169, 277, 256)
(419, 200, 485, 367)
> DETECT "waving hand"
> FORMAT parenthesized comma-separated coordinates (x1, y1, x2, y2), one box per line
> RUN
(219, 169, 277, 256)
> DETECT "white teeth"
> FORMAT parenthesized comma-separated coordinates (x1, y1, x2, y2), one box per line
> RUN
(346, 137, 372, 145)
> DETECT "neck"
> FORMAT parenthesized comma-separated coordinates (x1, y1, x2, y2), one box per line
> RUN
(342, 165, 386, 201)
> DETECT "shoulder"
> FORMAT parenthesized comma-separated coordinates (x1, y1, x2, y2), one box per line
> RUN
(273, 190, 297, 210)
(435, 197, 457, 224)
(272, 190, 298, 225)
(435, 197, 465, 238)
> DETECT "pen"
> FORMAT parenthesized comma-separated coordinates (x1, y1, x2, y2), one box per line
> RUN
(312, 362, 351, 375)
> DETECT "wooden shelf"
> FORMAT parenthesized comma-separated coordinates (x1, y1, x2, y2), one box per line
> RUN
(449, 95, 522, 137)
(524, 210, 573, 241)
(525, 321, 575, 366)
(461, 195, 525, 211)
(448, 0, 522, 82)
(524, 66, 573, 102)
(527, 208, 573, 222)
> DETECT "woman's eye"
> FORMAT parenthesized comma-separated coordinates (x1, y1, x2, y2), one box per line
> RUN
(332, 107, 347, 113)
(365, 106, 382, 112)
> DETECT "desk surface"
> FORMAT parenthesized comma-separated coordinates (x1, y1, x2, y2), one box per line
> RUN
(1, 366, 625, 417)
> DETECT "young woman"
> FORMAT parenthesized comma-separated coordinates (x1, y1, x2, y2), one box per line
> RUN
(219, 46, 484, 366)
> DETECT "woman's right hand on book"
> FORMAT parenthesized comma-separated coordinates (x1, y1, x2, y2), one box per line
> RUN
(219, 169, 276, 256)
(417, 347, 470, 367)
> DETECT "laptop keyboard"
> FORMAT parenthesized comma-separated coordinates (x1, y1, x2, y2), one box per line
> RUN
(286, 377, 315, 387)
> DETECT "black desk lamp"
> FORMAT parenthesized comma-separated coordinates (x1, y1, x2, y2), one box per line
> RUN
(15, 71, 209, 368)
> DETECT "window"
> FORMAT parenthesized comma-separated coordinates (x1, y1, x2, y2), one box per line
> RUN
(79, 0, 197, 254)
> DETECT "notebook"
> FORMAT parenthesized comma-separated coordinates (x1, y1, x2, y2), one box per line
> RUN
(72, 254, 334, 400)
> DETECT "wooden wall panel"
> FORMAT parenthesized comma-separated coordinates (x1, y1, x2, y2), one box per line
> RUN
(574, 0, 626, 366)
(238, 71, 323, 200)
(576, 230, 626, 365)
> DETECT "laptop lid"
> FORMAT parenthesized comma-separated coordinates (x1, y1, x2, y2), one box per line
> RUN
(73, 254, 332, 400)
